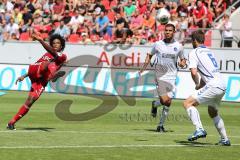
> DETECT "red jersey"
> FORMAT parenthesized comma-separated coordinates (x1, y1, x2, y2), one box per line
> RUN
(193, 5, 207, 19)
(36, 52, 67, 65)
(29, 52, 67, 82)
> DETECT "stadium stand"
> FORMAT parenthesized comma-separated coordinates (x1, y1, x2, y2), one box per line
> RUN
(0, 0, 239, 47)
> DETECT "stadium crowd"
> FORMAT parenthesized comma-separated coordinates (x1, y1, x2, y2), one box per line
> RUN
(0, 0, 235, 44)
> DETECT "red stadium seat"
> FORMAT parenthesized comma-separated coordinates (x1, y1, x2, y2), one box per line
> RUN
(90, 34, 100, 42)
(204, 31, 212, 47)
(68, 34, 80, 43)
(103, 34, 111, 42)
(41, 33, 49, 40)
(19, 32, 31, 41)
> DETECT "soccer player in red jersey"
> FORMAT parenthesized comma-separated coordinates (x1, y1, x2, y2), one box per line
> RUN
(7, 32, 67, 130)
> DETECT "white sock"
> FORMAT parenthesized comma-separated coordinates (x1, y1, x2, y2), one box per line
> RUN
(159, 106, 169, 127)
(213, 115, 228, 140)
(154, 100, 161, 107)
(186, 106, 203, 130)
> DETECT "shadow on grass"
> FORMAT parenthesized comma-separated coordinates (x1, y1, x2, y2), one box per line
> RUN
(175, 140, 213, 147)
(144, 129, 174, 133)
(22, 127, 55, 132)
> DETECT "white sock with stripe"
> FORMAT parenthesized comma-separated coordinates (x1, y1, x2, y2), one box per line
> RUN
(213, 115, 228, 140)
(186, 106, 203, 130)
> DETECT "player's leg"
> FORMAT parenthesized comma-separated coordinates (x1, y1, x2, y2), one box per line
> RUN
(7, 96, 37, 130)
(151, 79, 161, 117)
(155, 79, 175, 132)
(151, 99, 161, 117)
(50, 70, 66, 82)
(208, 106, 231, 146)
(7, 82, 44, 130)
(156, 95, 172, 132)
(183, 96, 206, 141)
(41, 62, 65, 82)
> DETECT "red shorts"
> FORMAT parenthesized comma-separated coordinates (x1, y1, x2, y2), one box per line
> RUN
(28, 63, 43, 81)
(28, 62, 49, 99)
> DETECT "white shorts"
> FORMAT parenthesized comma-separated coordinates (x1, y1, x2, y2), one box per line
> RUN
(192, 84, 226, 108)
(155, 78, 176, 98)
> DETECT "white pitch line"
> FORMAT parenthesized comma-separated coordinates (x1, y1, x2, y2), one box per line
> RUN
(0, 130, 240, 138)
(0, 144, 240, 149)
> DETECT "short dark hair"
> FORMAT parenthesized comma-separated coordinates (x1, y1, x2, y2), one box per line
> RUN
(165, 23, 176, 31)
(49, 34, 65, 51)
(191, 30, 205, 44)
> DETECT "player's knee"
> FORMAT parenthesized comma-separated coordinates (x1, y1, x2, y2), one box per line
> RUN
(208, 106, 218, 118)
(183, 100, 188, 108)
(183, 99, 192, 109)
(160, 99, 171, 107)
(26, 96, 38, 107)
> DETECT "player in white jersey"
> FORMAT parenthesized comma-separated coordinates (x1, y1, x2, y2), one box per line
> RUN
(183, 30, 230, 146)
(139, 24, 186, 132)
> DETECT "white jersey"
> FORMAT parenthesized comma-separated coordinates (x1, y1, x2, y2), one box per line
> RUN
(150, 40, 184, 80)
(188, 46, 225, 88)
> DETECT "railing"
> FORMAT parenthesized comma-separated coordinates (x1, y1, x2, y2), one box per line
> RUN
(181, 28, 240, 48)
(213, 0, 240, 25)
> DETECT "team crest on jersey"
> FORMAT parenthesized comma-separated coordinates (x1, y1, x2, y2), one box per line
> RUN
(174, 47, 177, 52)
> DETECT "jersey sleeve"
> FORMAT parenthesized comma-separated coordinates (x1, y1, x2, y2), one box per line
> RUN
(149, 43, 157, 55)
(188, 50, 198, 69)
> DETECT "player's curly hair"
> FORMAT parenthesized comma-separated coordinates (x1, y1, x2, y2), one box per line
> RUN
(49, 34, 65, 51)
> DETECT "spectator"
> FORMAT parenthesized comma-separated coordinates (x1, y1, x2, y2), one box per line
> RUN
(221, 14, 233, 47)
(2, 0, 14, 12)
(93, 0, 106, 12)
(52, 0, 65, 20)
(168, 10, 179, 29)
(129, 9, 143, 34)
(69, 9, 85, 33)
(0, 18, 8, 41)
(42, 0, 54, 14)
(22, 7, 33, 30)
(79, 32, 92, 44)
(177, 12, 188, 44)
(26, 0, 36, 14)
(5, 17, 19, 40)
(124, 0, 136, 19)
(137, 0, 147, 15)
(142, 10, 155, 31)
(54, 19, 70, 39)
(12, 6, 22, 24)
(177, 1, 188, 17)
(193, 0, 208, 28)
(31, 9, 43, 32)
(113, 17, 132, 44)
(115, 12, 129, 29)
(92, 10, 112, 37)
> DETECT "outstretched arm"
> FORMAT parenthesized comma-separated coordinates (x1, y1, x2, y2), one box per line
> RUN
(32, 31, 59, 57)
(15, 73, 28, 85)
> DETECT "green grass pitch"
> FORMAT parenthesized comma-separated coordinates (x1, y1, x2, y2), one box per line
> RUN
(0, 90, 240, 160)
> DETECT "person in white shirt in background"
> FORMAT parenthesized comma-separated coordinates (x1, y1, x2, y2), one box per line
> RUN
(183, 30, 231, 146)
(221, 14, 233, 47)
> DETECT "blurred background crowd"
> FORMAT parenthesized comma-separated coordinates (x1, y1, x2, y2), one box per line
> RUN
(0, 0, 237, 45)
